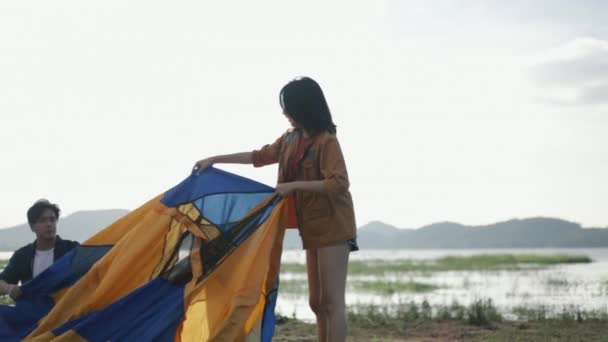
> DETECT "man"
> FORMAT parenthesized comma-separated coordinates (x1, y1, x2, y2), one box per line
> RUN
(0, 199, 79, 300)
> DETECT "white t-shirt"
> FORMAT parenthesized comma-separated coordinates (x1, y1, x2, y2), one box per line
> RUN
(32, 248, 55, 278)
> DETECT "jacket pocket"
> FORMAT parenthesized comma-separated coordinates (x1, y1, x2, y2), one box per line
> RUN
(302, 193, 332, 225)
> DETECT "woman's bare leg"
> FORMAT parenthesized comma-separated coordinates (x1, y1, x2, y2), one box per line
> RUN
(306, 248, 326, 341)
(318, 243, 350, 342)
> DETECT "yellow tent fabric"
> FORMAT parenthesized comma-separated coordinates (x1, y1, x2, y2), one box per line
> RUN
(1, 169, 289, 341)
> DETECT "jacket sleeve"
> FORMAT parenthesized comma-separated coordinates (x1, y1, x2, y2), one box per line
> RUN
(320, 135, 350, 194)
(251, 134, 284, 167)
(0, 251, 23, 284)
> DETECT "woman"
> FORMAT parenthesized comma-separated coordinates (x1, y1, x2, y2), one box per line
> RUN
(193, 76, 357, 342)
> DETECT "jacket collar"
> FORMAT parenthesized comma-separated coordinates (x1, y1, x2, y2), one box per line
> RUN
(29, 235, 64, 257)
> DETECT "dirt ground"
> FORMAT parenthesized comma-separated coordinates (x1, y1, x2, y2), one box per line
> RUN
(273, 318, 608, 341)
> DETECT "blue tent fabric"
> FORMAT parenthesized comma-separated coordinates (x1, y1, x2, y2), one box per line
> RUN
(162, 168, 274, 207)
(0, 246, 113, 341)
(52, 279, 184, 341)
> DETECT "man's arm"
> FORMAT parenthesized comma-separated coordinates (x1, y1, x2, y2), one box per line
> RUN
(0, 252, 24, 300)
(0, 280, 21, 299)
(0, 280, 10, 295)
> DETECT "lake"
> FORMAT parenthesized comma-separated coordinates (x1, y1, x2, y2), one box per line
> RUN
(278, 248, 608, 321)
(2, 248, 608, 322)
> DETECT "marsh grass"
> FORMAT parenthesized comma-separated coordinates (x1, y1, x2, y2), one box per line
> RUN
(348, 299, 502, 327)
(0, 296, 13, 305)
(280, 254, 591, 275)
(348, 299, 607, 327)
(279, 279, 439, 294)
(351, 280, 438, 294)
(513, 305, 608, 321)
(276, 302, 608, 342)
(544, 277, 573, 287)
(0, 260, 15, 305)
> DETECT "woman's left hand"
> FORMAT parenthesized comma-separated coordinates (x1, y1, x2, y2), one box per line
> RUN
(275, 182, 298, 196)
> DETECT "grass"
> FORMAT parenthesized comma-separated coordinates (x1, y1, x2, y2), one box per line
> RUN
(0, 296, 14, 305)
(348, 300, 502, 327)
(0, 259, 11, 306)
(280, 254, 592, 275)
(281, 298, 608, 326)
(544, 277, 573, 287)
(274, 300, 608, 341)
(348, 300, 608, 325)
(351, 280, 438, 294)
(279, 279, 439, 295)
(513, 305, 608, 321)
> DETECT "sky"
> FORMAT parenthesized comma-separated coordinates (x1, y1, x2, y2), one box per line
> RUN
(1, 0, 607, 229)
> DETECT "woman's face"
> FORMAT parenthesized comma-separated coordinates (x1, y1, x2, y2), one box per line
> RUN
(283, 111, 300, 128)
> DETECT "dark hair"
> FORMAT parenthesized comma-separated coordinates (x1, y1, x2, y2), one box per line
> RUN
(280, 77, 337, 135)
(27, 199, 60, 225)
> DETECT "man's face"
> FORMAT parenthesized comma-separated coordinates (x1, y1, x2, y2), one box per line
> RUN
(31, 208, 57, 241)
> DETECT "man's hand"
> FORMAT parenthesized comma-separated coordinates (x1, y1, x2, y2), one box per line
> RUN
(8, 284, 21, 301)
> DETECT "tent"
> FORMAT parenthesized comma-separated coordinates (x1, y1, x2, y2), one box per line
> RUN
(0, 167, 288, 341)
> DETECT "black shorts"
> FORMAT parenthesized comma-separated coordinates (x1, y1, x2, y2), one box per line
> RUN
(347, 238, 359, 252)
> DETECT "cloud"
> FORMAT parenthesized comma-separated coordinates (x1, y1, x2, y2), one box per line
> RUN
(530, 37, 608, 106)
(579, 83, 608, 105)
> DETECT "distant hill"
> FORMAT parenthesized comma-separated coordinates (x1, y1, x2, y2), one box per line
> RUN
(356, 218, 608, 249)
(1, 211, 607, 251)
(0, 210, 129, 251)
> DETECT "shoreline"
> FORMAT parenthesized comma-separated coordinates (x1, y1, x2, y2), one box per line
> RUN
(274, 313, 608, 341)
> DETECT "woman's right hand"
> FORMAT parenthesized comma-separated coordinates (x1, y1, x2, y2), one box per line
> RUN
(193, 157, 215, 174)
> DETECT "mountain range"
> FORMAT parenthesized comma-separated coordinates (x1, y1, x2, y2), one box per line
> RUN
(0, 210, 128, 251)
(349, 218, 608, 249)
(1, 210, 607, 251)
